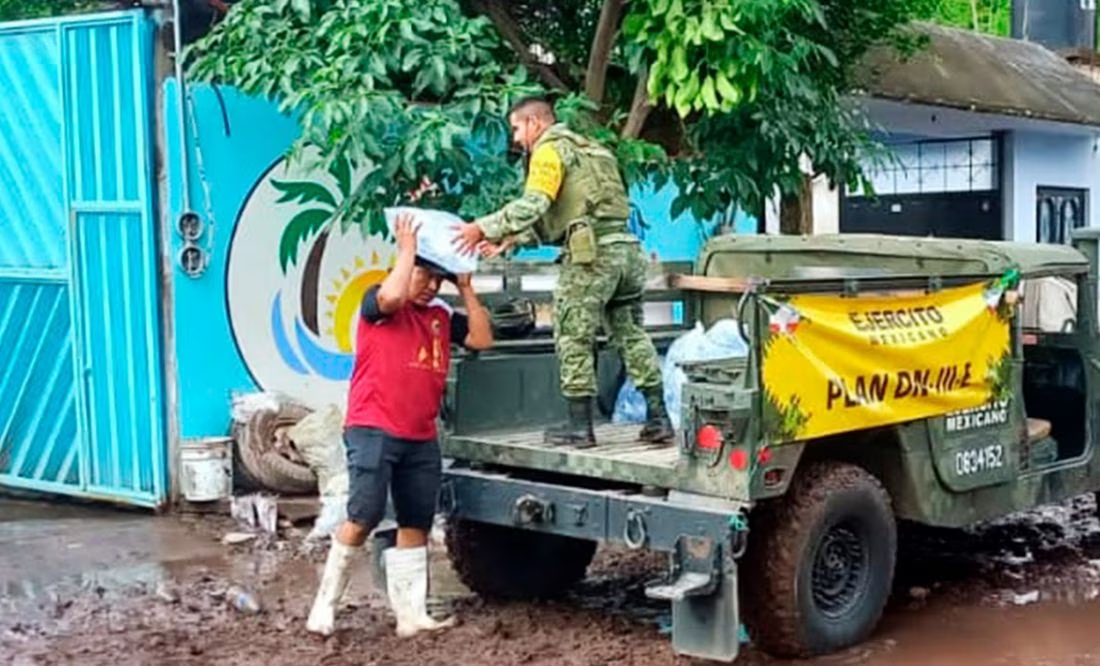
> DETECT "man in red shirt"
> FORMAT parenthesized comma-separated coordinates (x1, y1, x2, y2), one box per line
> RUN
(307, 213, 493, 638)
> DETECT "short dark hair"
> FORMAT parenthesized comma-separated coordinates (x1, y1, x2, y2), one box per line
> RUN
(508, 95, 556, 123)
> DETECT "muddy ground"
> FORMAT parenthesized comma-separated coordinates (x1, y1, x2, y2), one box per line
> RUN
(5, 495, 1100, 665)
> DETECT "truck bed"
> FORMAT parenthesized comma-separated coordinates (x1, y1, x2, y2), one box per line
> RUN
(443, 423, 682, 490)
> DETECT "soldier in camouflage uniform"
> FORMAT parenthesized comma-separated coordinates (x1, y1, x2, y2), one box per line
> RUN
(452, 97, 674, 448)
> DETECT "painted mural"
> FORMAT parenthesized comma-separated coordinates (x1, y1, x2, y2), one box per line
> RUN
(164, 79, 757, 438)
(226, 151, 396, 409)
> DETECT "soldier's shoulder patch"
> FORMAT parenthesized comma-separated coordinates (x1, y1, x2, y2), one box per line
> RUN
(525, 143, 564, 199)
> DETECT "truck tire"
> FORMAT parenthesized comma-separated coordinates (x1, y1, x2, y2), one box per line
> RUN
(230, 402, 318, 495)
(741, 461, 896, 659)
(445, 518, 597, 600)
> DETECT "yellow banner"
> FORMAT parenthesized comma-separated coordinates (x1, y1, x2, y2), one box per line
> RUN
(760, 280, 1012, 443)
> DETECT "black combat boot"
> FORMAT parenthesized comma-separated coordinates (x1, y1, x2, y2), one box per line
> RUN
(639, 387, 675, 445)
(544, 397, 596, 448)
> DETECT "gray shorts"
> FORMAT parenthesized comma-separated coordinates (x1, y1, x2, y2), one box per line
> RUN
(344, 426, 441, 532)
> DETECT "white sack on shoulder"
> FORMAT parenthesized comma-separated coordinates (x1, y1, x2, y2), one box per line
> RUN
(384, 206, 479, 276)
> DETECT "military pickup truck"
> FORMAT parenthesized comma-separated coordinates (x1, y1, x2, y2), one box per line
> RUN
(424, 231, 1098, 663)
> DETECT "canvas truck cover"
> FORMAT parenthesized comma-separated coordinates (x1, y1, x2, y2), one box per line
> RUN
(697, 233, 1089, 281)
(755, 278, 1013, 443)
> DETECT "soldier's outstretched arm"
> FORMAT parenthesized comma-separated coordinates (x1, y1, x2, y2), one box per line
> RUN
(475, 191, 552, 241)
(452, 143, 564, 255)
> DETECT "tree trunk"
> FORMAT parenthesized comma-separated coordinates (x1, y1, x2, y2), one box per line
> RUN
(779, 174, 814, 235)
(621, 67, 653, 139)
(472, 0, 569, 92)
(585, 0, 625, 104)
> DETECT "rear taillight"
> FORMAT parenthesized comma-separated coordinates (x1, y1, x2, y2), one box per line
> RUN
(696, 424, 723, 450)
(728, 448, 749, 471)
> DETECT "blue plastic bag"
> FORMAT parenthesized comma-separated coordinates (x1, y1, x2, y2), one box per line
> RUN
(612, 374, 653, 424)
(611, 319, 748, 428)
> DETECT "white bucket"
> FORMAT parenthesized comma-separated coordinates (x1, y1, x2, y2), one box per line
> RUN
(180, 437, 233, 502)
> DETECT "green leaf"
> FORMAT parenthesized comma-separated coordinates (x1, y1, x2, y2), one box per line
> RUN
(368, 205, 390, 238)
(271, 180, 338, 209)
(278, 208, 332, 273)
(701, 76, 719, 112)
(682, 70, 701, 102)
(701, 12, 725, 41)
(670, 45, 689, 81)
(328, 157, 352, 199)
(290, 0, 310, 21)
(670, 194, 690, 219)
(401, 49, 423, 72)
(674, 92, 693, 119)
(622, 12, 648, 38)
(715, 71, 741, 104)
(719, 9, 738, 31)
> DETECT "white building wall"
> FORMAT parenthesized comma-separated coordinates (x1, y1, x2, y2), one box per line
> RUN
(763, 174, 839, 235)
(794, 98, 1100, 239)
(812, 176, 839, 234)
(1002, 130, 1100, 241)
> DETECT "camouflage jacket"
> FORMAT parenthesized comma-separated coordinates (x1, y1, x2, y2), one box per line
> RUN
(474, 124, 633, 249)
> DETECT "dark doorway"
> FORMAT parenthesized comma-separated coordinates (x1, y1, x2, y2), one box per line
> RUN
(841, 191, 1002, 239)
(1036, 187, 1087, 245)
(840, 136, 1004, 240)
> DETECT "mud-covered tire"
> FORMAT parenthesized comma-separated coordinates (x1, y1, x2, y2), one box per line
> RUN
(230, 402, 317, 495)
(445, 517, 597, 600)
(741, 461, 896, 659)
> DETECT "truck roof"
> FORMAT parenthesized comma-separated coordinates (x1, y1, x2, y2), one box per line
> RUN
(699, 233, 1089, 280)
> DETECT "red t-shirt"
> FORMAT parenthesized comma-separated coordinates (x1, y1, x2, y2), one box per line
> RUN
(345, 285, 469, 440)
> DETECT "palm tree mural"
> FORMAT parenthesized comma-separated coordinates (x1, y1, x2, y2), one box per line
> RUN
(271, 157, 362, 338)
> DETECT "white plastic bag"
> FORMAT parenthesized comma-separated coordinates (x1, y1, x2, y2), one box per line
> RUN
(703, 318, 749, 356)
(229, 391, 283, 424)
(285, 404, 350, 541)
(384, 206, 479, 276)
(662, 319, 748, 429)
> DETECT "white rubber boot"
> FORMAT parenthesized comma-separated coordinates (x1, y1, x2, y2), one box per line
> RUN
(306, 538, 358, 636)
(384, 546, 456, 638)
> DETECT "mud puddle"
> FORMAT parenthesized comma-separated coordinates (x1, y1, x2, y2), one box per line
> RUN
(6, 494, 1100, 664)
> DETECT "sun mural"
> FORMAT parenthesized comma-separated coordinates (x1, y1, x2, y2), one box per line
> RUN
(225, 150, 398, 409)
(325, 253, 393, 352)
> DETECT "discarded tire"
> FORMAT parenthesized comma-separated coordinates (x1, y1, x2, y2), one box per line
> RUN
(445, 517, 597, 600)
(741, 461, 896, 659)
(231, 400, 318, 495)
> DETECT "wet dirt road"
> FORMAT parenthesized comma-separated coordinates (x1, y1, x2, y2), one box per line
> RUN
(5, 495, 1100, 665)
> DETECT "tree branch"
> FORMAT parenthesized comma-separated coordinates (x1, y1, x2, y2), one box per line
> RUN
(621, 66, 653, 139)
(585, 0, 625, 104)
(472, 0, 569, 92)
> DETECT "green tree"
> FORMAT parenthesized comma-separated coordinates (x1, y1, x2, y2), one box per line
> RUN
(0, 0, 115, 22)
(185, 0, 943, 241)
(929, 0, 1011, 36)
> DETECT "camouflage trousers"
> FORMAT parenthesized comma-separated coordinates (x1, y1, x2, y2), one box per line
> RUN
(553, 241, 663, 398)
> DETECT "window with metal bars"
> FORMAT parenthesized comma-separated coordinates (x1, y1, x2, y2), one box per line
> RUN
(847, 137, 1000, 198)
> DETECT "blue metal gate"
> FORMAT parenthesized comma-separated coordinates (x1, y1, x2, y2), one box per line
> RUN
(0, 10, 166, 507)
